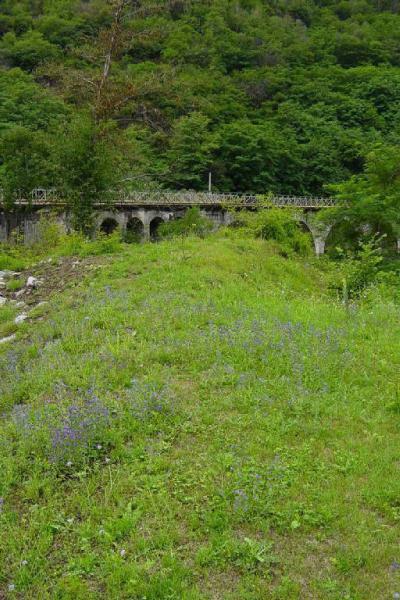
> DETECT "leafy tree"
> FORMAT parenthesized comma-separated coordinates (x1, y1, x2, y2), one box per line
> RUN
(0, 31, 60, 71)
(0, 126, 55, 207)
(163, 113, 216, 190)
(330, 144, 400, 250)
(36, 15, 87, 48)
(56, 113, 123, 233)
(214, 119, 303, 193)
(0, 68, 67, 132)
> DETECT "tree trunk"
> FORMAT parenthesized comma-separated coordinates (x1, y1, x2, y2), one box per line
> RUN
(95, 0, 129, 122)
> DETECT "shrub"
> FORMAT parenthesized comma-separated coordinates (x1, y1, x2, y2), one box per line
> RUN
(55, 231, 87, 256)
(0, 239, 32, 270)
(0, 248, 28, 271)
(345, 238, 384, 298)
(232, 208, 312, 256)
(158, 207, 212, 239)
(89, 230, 122, 255)
(329, 236, 389, 301)
(29, 213, 63, 253)
(54, 230, 122, 257)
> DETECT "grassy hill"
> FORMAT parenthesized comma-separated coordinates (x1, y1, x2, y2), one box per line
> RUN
(0, 235, 399, 598)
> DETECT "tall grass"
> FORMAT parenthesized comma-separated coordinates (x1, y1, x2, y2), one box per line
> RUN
(0, 234, 399, 598)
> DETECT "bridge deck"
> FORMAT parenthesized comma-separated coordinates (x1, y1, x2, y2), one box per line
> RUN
(1, 190, 339, 209)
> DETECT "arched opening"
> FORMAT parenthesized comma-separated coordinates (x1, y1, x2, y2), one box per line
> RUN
(325, 221, 364, 257)
(290, 220, 313, 255)
(326, 220, 398, 257)
(100, 218, 118, 235)
(125, 217, 144, 243)
(297, 221, 314, 241)
(150, 217, 165, 240)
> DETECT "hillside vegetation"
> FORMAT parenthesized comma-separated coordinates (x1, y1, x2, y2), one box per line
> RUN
(1, 0, 400, 205)
(0, 235, 400, 598)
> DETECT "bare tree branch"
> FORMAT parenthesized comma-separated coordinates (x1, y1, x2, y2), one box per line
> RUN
(95, 0, 131, 121)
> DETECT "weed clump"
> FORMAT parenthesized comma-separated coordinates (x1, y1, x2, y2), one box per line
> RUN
(159, 207, 212, 240)
(9, 389, 111, 472)
(231, 208, 312, 256)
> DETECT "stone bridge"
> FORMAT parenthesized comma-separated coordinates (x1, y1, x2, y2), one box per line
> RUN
(0, 190, 341, 255)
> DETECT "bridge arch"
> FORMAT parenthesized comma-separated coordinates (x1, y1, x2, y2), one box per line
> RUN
(324, 219, 400, 256)
(100, 218, 118, 235)
(324, 218, 362, 256)
(96, 211, 125, 236)
(125, 217, 144, 243)
(149, 216, 165, 240)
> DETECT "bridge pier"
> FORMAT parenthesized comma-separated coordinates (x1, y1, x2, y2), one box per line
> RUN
(313, 236, 326, 257)
(297, 212, 332, 257)
(0, 214, 7, 243)
(143, 222, 150, 241)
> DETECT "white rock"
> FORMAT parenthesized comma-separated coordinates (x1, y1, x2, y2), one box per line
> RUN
(0, 296, 6, 307)
(15, 313, 28, 325)
(15, 289, 25, 298)
(26, 276, 39, 288)
(0, 334, 16, 345)
(15, 301, 26, 309)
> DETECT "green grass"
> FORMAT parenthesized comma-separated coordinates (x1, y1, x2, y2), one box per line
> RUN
(5, 278, 24, 292)
(0, 252, 29, 272)
(0, 236, 399, 599)
(0, 304, 18, 338)
(0, 228, 124, 270)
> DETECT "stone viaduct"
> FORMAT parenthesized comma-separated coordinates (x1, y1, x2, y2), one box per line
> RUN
(0, 190, 343, 256)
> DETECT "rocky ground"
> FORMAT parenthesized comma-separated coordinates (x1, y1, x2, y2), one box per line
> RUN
(0, 256, 106, 343)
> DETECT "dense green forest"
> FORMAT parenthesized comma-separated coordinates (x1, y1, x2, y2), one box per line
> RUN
(0, 0, 400, 212)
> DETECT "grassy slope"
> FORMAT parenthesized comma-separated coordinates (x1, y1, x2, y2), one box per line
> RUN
(0, 236, 399, 599)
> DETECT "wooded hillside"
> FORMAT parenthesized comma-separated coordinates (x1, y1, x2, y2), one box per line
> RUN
(1, 0, 400, 198)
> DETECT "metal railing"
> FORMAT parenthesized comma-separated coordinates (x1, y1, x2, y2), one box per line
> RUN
(0, 188, 61, 205)
(0, 189, 339, 209)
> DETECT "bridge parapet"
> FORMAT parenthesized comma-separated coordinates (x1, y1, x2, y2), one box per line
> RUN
(0, 188, 60, 205)
(0, 189, 339, 209)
